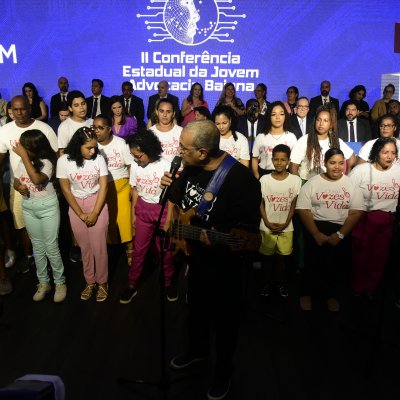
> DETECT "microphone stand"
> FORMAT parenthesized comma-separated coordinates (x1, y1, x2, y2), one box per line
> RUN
(118, 161, 194, 399)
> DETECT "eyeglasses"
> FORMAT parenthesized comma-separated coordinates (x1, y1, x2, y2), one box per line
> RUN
(179, 143, 198, 154)
(380, 124, 395, 129)
(91, 125, 109, 131)
(133, 152, 144, 161)
(296, 105, 309, 110)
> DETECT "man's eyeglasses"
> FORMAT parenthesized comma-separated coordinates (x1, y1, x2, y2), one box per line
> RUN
(179, 143, 198, 154)
(296, 105, 309, 110)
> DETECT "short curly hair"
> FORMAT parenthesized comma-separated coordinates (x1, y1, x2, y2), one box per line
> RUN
(126, 130, 162, 162)
(368, 137, 398, 163)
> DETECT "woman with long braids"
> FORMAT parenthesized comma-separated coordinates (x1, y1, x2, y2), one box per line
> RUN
(289, 104, 356, 181)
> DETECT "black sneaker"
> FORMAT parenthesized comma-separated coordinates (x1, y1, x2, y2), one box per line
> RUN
(277, 284, 289, 299)
(166, 284, 178, 302)
(395, 297, 400, 309)
(69, 246, 81, 263)
(170, 354, 207, 370)
(119, 287, 138, 304)
(207, 377, 231, 400)
(260, 284, 271, 298)
(18, 256, 34, 274)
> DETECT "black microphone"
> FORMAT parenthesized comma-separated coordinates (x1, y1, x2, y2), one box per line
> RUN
(158, 155, 182, 205)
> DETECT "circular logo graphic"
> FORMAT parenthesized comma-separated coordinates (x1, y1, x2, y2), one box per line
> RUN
(163, 0, 219, 46)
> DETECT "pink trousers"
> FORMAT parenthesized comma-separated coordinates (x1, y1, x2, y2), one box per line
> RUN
(69, 194, 109, 285)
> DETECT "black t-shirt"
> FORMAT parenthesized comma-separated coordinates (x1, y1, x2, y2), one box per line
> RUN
(169, 161, 261, 234)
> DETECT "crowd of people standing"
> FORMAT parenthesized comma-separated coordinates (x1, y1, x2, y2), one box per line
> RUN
(0, 76, 399, 400)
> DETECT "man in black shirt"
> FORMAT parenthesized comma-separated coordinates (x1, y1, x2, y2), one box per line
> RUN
(163, 120, 261, 400)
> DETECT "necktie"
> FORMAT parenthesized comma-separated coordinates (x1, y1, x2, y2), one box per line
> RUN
(62, 95, 66, 103)
(92, 97, 98, 119)
(323, 98, 327, 104)
(349, 121, 355, 141)
(125, 99, 130, 115)
(300, 118, 305, 135)
(249, 122, 255, 155)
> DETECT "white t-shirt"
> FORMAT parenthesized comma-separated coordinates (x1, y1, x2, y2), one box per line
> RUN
(57, 118, 93, 149)
(0, 120, 58, 178)
(260, 173, 302, 232)
(97, 136, 134, 181)
(349, 162, 400, 212)
(296, 174, 364, 225)
(129, 158, 171, 204)
(358, 138, 400, 166)
(150, 124, 182, 163)
(56, 154, 108, 199)
(14, 159, 56, 200)
(219, 131, 250, 161)
(252, 132, 297, 170)
(290, 135, 354, 181)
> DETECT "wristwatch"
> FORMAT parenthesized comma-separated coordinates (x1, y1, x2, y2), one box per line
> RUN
(336, 231, 344, 239)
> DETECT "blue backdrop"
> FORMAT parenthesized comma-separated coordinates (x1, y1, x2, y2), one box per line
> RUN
(0, 0, 399, 113)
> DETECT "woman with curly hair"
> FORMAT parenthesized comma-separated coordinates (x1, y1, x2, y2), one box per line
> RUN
(22, 82, 47, 121)
(119, 130, 175, 304)
(290, 104, 356, 181)
(56, 127, 109, 302)
(350, 137, 400, 298)
(13, 129, 65, 302)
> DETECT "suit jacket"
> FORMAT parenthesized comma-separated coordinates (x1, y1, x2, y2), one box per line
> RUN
(86, 95, 111, 119)
(309, 95, 340, 117)
(289, 115, 314, 139)
(337, 118, 372, 142)
(237, 116, 266, 138)
(147, 93, 181, 122)
(50, 93, 68, 118)
(120, 94, 145, 130)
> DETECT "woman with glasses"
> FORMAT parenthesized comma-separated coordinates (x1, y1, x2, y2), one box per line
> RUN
(93, 115, 135, 265)
(350, 137, 400, 298)
(119, 130, 175, 304)
(110, 95, 137, 140)
(357, 115, 400, 165)
(57, 127, 109, 302)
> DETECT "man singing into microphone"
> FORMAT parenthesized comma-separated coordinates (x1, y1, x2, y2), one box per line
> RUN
(119, 130, 178, 304)
(162, 120, 261, 400)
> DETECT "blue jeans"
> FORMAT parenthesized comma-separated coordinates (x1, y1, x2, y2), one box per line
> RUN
(22, 194, 65, 284)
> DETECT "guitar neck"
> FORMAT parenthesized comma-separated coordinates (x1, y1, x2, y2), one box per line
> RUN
(170, 221, 242, 246)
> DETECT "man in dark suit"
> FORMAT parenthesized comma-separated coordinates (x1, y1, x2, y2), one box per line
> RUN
(50, 76, 69, 118)
(289, 96, 314, 139)
(237, 99, 266, 158)
(337, 100, 372, 142)
(147, 80, 181, 124)
(119, 81, 145, 130)
(85, 79, 110, 119)
(309, 80, 340, 117)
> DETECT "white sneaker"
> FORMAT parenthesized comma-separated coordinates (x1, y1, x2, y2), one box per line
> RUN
(5, 250, 16, 268)
(33, 283, 51, 302)
(54, 283, 67, 303)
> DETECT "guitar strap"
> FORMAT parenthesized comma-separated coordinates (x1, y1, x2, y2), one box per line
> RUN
(197, 154, 237, 219)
